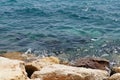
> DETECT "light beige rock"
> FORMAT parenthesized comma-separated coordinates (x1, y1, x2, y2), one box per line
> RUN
(31, 64, 109, 80)
(28, 78, 41, 80)
(112, 67, 120, 73)
(25, 56, 60, 77)
(108, 73, 120, 80)
(30, 78, 41, 80)
(25, 56, 60, 70)
(0, 57, 28, 80)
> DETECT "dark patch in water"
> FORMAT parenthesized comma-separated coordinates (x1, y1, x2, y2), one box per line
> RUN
(15, 8, 49, 17)
(0, 0, 120, 58)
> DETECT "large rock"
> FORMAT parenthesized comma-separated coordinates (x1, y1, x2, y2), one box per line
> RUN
(31, 64, 109, 80)
(0, 57, 28, 80)
(108, 73, 120, 80)
(73, 57, 109, 70)
(25, 56, 60, 77)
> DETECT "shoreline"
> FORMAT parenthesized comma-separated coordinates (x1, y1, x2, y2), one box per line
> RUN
(0, 52, 120, 80)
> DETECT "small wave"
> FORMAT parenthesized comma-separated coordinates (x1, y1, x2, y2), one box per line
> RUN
(14, 8, 50, 17)
(0, 0, 120, 58)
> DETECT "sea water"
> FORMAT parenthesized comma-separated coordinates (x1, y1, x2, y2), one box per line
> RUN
(0, 0, 120, 59)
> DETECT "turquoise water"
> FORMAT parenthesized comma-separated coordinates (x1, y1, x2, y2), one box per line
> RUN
(0, 0, 120, 58)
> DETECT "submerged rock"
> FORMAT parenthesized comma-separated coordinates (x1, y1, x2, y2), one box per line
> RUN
(0, 52, 25, 60)
(31, 64, 109, 80)
(73, 57, 110, 70)
(0, 57, 28, 80)
(0, 52, 36, 61)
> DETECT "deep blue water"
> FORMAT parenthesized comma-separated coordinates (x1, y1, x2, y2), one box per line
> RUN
(0, 0, 120, 58)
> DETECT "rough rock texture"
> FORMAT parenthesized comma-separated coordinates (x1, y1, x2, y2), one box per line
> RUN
(25, 56, 60, 77)
(112, 66, 120, 73)
(33, 78, 42, 80)
(108, 73, 120, 80)
(25, 56, 60, 70)
(31, 64, 109, 80)
(0, 57, 28, 80)
(73, 57, 109, 70)
(28, 78, 41, 80)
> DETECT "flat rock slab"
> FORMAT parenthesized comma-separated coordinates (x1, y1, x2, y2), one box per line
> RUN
(31, 64, 109, 80)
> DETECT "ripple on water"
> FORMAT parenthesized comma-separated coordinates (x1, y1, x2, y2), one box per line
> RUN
(0, 0, 120, 60)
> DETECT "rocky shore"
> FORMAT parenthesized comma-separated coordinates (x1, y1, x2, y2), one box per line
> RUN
(0, 52, 120, 80)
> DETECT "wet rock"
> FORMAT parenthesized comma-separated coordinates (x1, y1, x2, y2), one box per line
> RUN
(31, 64, 109, 80)
(0, 57, 28, 80)
(0, 52, 36, 61)
(73, 57, 110, 70)
(25, 56, 60, 77)
(108, 73, 120, 80)
(0, 52, 25, 60)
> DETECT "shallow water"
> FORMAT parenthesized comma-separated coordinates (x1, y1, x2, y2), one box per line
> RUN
(0, 0, 120, 59)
